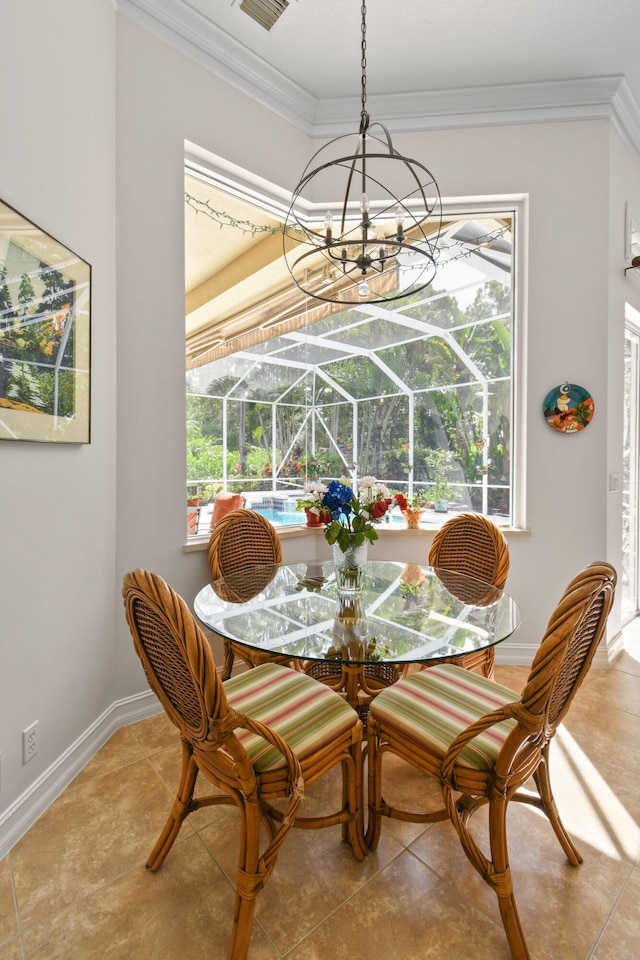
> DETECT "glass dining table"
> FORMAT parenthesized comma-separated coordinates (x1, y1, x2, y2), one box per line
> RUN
(193, 560, 521, 714)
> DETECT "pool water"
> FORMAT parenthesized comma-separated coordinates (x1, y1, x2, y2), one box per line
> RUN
(255, 508, 302, 526)
(253, 507, 429, 528)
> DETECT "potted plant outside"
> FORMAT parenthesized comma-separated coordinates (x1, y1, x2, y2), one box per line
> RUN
(424, 448, 458, 514)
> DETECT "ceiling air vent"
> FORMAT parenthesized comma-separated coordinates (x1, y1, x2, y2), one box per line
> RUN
(240, 0, 289, 31)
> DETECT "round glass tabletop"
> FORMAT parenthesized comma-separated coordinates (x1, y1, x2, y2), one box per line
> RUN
(194, 560, 520, 667)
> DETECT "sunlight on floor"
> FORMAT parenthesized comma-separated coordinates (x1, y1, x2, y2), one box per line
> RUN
(554, 724, 640, 861)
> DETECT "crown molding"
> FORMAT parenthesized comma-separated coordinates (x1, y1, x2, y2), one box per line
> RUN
(116, 0, 316, 131)
(117, 0, 640, 160)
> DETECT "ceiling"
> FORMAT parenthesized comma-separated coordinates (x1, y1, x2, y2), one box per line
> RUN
(118, 0, 640, 359)
(121, 0, 640, 144)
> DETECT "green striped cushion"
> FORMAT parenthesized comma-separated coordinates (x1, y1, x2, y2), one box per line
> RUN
(370, 664, 519, 771)
(224, 663, 359, 772)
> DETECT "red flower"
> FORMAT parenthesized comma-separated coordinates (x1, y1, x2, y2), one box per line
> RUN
(394, 493, 408, 511)
(370, 499, 389, 519)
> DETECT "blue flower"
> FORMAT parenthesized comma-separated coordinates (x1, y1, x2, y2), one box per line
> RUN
(323, 480, 353, 515)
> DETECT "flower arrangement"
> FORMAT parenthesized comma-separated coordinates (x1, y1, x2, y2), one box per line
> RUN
(297, 475, 392, 550)
(296, 481, 332, 523)
(393, 491, 427, 528)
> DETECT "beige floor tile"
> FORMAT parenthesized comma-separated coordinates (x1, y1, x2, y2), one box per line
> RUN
(21, 834, 277, 960)
(408, 799, 632, 960)
(593, 864, 640, 959)
(11, 759, 172, 928)
(146, 742, 234, 834)
(493, 663, 529, 693)
(579, 663, 640, 718)
(285, 848, 513, 960)
(198, 774, 403, 955)
(71, 727, 146, 788)
(0, 857, 18, 945)
(0, 939, 23, 960)
(612, 647, 640, 679)
(548, 726, 640, 863)
(127, 711, 179, 756)
(563, 691, 640, 774)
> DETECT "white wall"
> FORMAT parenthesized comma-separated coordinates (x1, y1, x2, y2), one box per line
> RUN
(2, 2, 638, 852)
(0, 0, 117, 823)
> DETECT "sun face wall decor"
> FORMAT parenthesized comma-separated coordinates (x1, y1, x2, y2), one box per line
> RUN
(542, 383, 594, 433)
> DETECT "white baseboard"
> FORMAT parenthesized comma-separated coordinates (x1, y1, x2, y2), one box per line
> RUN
(496, 630, 622, 669)
(0, 690, 161, 860)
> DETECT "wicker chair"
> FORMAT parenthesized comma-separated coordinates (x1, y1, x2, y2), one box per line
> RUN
(367, 561, 616, 960)
(123, 570, 365, 960)
(427, 512, 510, 677)
(208, 509, 283, 679)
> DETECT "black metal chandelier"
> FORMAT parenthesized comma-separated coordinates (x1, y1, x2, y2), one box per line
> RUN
(284, 0, 442, 306)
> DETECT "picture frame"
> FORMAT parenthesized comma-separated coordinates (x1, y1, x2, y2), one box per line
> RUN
(0, 197, 91, 443)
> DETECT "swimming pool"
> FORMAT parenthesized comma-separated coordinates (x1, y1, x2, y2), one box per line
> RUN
(251, 507, 432, 528)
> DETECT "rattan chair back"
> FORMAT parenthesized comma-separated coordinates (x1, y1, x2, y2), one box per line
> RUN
(208, 509, 282, 582)
(428, 512, 510, 589)
(208, 510, 283, 672)
(123, 569, 229, 737)
(519, 561, 616, 735)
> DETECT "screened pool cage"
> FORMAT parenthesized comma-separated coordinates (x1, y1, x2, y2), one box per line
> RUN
(186, 217, 513, 526)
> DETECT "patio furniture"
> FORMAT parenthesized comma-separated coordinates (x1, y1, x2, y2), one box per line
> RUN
(122, 569, 365, 960)
(366, 561, 616, 960)
(208, 509, 283, 678)
(210, 491, 245, 529)
(186, 502, 201, 536)
(426, 512, 510, 677)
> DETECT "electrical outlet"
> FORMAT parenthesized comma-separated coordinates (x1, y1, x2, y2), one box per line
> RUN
(22, 722, 39, 764)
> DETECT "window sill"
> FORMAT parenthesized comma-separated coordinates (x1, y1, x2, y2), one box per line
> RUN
(183, 522, 530, 552)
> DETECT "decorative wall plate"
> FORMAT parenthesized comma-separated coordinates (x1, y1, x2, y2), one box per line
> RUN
(543, 383, 594, 433)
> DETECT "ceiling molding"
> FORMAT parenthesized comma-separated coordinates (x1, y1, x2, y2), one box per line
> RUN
(117, 0, 640, 161)
(116, 0, 316, 131)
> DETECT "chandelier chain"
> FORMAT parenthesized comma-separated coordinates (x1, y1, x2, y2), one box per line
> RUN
(360, 0, 368, 124)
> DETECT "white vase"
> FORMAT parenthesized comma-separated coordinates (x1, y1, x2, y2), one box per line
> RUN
(332, 540, 368, 597)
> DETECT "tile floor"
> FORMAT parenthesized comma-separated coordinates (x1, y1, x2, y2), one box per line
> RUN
(2, 629, 640, 960)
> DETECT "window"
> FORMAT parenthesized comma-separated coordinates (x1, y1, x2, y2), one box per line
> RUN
(185, 163, 522, 532)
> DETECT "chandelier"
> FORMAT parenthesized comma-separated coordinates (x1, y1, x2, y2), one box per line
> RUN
(284, 0, 442, 306)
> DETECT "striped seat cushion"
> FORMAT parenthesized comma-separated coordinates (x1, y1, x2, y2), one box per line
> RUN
(370, 664, 519, 771)
(224, 663, 359, 772)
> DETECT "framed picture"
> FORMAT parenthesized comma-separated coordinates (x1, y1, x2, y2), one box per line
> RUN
(0, 197, 91, 443)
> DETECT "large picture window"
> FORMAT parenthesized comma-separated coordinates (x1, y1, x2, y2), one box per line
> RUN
(185, 165, 520, 534)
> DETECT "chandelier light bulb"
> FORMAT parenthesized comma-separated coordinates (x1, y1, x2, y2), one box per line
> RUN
(358, 281, 371, 299)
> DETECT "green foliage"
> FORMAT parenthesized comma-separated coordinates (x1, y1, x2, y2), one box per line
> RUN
(185, 272, 512, 516)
